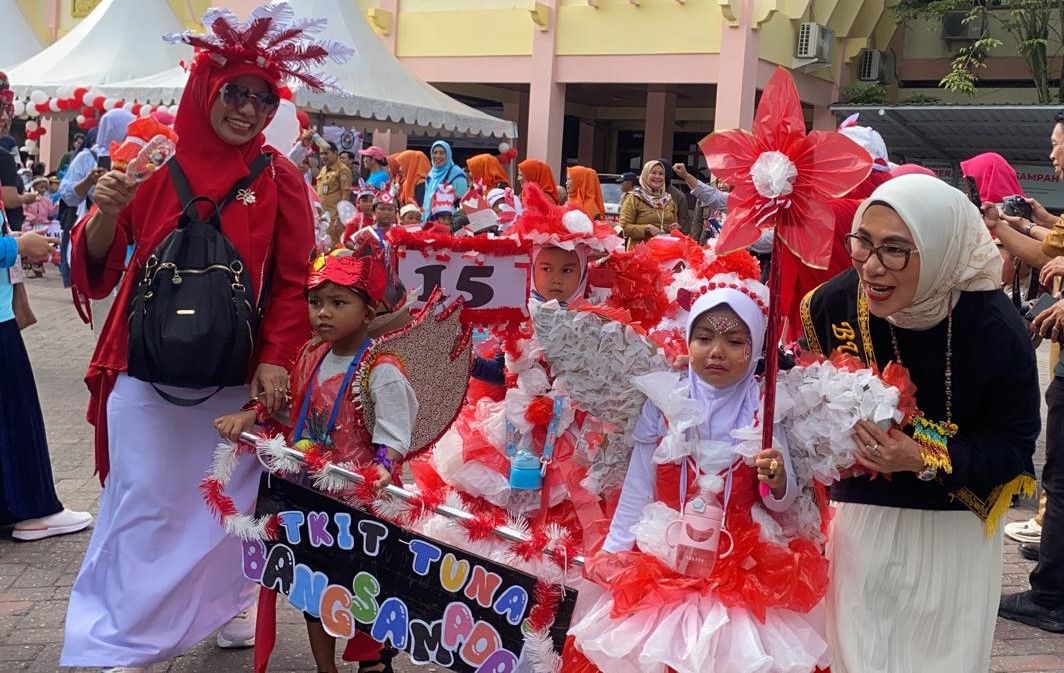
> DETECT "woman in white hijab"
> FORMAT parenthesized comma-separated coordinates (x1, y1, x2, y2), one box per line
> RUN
(800, 174, 1040, 672)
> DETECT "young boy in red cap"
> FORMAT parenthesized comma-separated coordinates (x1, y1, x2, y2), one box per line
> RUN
(215, 238, 417, 673)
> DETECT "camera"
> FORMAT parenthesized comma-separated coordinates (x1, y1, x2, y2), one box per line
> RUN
(1002, 195, 1033, 220)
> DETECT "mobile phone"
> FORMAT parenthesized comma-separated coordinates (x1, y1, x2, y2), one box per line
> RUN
(96, 155, 111, 170)
(963, 176, 981, 208)
(1026, 292, 1057, 323)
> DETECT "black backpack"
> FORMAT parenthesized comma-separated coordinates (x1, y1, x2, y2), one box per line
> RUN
(127, 154, 272, 405)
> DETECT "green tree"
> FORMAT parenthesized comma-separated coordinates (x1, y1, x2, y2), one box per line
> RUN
(895, 0, 1063, 103)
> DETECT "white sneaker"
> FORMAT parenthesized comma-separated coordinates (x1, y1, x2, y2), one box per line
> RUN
(102, 667, 153, 672)
(216, 603, 256, 649)
(12, 508, 93, 541)
(1004, 518, 1042, 544)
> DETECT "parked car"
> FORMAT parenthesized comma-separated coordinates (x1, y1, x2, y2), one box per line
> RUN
(598, 173, 623, 221)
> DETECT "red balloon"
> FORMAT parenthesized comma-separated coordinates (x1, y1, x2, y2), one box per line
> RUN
(73, 87, 88, 101)
(130, 103, 142, 115)
(113, 100, 125, 108)
(92, 97, 106, 111)
(34, 102, 50, 114)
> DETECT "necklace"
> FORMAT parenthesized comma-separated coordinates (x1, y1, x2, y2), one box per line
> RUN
(888, 309, 957, 473)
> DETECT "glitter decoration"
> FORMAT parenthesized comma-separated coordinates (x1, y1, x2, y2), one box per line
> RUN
(359, 290, 472, 458)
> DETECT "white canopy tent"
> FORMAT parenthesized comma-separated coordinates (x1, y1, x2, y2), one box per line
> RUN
(92, 0, 515, 139)
(5, 0, 191, 97)
(0, 0, 42, 70)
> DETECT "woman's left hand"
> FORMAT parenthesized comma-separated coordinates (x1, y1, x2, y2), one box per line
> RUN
(251, 362, 290, 415)
(851, 419, 924, 473)
(754, 448, 787, 494)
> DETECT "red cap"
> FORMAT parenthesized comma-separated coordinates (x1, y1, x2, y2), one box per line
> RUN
(359, 145, 387, 163)
(306, 245, 388, 306)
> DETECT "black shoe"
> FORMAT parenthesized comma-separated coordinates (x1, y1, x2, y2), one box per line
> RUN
(999, 591, 1064, 633)
(1019, 542, 1040, 562)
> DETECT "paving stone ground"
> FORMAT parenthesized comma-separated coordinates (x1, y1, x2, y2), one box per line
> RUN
(1, 273, 1061, 672)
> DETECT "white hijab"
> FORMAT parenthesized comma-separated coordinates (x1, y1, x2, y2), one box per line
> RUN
(852, 173, 1002, 331)
(685, 286, 766, 444)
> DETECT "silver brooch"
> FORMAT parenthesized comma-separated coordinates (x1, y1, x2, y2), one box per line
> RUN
(236, 188, 256, 206)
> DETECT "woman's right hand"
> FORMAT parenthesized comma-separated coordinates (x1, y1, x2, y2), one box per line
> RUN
(93, 170, 139, 217)
(645, 224, 663, 237)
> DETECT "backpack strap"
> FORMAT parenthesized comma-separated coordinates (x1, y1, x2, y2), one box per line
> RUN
(168, 152, 273, 215)
(219, 153, 273, 210)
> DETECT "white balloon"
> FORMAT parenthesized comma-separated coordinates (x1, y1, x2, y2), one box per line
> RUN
(29, 90, 47, 104)
(12, 100, 24, 116)
(261, 99, 300, 153)
(138, 105, 153, 118)
(57, 86, 74, 100)
(76, 115, 86, 125)
(498, 141, 510, 154)
(168, 105, 178, 116)
(102, 98, 117, 111)
(24, 120, 38, 132)
(49, 99, 62, 112)
(336, 200, 356, 225)
(24, 104, 39, 118)
(82, 91, 97, 106)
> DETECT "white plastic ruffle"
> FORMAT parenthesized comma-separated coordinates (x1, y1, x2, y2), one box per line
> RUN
(569, 590, 830, 673)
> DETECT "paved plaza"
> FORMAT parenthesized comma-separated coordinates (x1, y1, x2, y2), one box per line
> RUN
(1, 273, 1061, 672)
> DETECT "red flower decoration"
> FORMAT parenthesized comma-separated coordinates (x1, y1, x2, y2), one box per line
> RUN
(700, 67, 873, 269)
(525, 395, 555, 428)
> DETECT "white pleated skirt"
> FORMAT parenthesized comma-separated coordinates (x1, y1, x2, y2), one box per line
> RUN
(826, 502, 1002, 673)
(61, 374, 261, 667)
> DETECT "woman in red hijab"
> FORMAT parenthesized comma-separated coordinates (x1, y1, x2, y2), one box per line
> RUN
(60, 5, 340, 669)
(518, 158, 560, 204)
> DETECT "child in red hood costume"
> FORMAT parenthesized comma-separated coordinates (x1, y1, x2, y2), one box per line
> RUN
(62, 3, 349, 669)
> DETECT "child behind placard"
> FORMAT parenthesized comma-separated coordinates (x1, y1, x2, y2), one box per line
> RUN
(214, 240, 417, 673)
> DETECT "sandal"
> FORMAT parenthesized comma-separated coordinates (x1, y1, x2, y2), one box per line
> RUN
(358, 647, 399, 673)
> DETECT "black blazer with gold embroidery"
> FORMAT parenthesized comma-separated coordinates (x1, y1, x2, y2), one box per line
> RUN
(800, 269, 1039, 532)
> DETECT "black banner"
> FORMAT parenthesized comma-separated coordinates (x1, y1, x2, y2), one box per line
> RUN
(242, 475, 578, 672)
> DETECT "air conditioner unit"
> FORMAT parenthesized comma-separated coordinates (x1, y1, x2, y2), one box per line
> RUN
(797, 22, 834, 64)
(857, 49, 886, 82)
(941, 11, 981, 41)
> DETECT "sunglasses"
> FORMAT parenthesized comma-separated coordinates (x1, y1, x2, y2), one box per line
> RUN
(220, 83, 280, 115)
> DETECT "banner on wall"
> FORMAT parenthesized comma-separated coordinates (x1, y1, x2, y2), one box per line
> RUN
(243, 476, 578, 672)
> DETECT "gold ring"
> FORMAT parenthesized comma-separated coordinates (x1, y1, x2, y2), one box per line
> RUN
(769, 459, 779, 473)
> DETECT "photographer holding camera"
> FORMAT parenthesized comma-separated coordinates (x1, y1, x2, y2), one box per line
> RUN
(981, 121, 1064, 633)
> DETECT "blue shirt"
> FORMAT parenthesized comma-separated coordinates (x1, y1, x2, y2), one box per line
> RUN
(58, 149, 98, 208)
(366, 169, 389, 190)
(0, 237, 17, 323)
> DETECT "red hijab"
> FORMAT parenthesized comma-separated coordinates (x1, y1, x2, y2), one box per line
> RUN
(71, 57, 315, 483)
(960, 152, 1025, 203)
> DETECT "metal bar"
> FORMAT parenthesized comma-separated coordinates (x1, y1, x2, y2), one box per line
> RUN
(241, 432, 585, 566)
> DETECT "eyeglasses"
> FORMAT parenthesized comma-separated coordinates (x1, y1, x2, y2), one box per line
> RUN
(844, 234, 919, 271)
(220, 83, 280, 115)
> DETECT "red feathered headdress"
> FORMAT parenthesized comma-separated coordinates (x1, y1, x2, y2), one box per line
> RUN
(165, 2, 354, 93)
(511, 183, 621, 253)
(307, 245, 388, 306)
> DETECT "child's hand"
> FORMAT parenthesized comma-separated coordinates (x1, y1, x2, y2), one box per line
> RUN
(213, 410, 257, 443)
(371, 464, 393, 491)
(754, 447, 787, 496)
